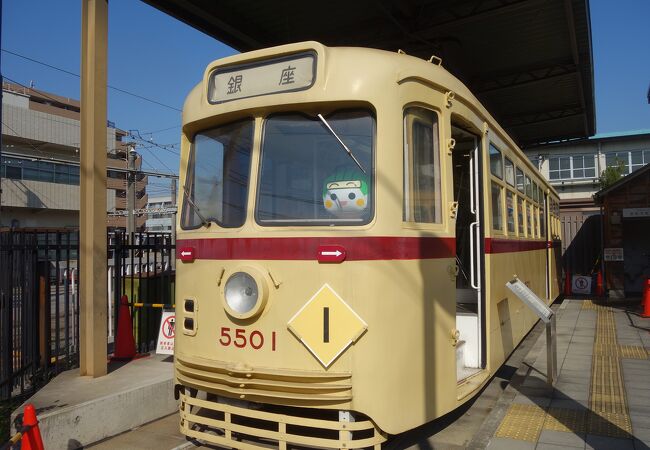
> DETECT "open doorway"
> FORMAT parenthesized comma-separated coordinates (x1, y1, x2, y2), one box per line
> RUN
(451, 122, 484, 382)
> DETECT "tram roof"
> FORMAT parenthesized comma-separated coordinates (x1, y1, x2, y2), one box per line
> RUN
(143, 0, 595, 148)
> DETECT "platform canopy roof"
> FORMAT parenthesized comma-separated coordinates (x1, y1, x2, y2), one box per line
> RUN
(143, 0, 595, 147)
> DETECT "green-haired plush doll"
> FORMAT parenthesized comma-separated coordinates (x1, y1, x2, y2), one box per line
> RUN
(322, 170, 369, 218)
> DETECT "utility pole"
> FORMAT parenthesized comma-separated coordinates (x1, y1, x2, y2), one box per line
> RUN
(171, 177, 177, 244)
(126, 147, 137, 237)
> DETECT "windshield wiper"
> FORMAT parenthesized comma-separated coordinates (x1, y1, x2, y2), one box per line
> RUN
(317, 114, 366, 173)
(182, 184, 211, 228)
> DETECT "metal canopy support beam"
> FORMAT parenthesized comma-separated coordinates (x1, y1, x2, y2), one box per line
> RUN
(473, 61, 577, 94)
(80, 0, 108, 377)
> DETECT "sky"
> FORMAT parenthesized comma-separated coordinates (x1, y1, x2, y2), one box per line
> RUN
(2, 0, 650, 196)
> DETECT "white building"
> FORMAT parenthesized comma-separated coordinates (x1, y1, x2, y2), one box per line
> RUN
(145, 195, 175, 233)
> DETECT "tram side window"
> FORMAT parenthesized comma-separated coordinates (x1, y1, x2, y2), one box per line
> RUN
(526, 203, 533, 236)
(506, 190, 515, 233)
(181, 119, 254, 229)
(540, 195, 546, 237)
(516, 167, 525, 193)
(403, 108, 441, 223)
(517, 196, 525, 235)
(489, 144, 503, 179)
(490, 182, 503, 231)
(504, 157, 515, 186)
(256, 110, 374, 225)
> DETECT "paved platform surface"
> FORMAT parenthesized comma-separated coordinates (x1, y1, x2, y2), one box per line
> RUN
(484, 298, 650, 450)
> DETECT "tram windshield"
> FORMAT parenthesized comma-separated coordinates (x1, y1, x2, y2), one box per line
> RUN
(256, 110, 374, 225)
(182, 119, 254, 229)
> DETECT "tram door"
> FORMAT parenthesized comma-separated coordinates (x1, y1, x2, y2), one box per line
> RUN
(451, 124, 484, 382)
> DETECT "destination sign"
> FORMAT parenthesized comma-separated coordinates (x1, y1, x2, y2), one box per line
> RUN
(208, 52, 316, 103)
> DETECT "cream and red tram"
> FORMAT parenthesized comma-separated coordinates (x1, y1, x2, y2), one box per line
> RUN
(175, 42, 562, 449)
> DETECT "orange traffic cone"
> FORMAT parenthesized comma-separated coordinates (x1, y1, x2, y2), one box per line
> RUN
(21, 403, 44, 450)
(641, 278, 650, 318)
(596, 271, 604, 297)
(564, 270, 572, 296)
(112, 295, 136, 360)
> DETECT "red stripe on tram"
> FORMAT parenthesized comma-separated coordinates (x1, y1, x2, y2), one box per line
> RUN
(176, 236, 456, 261)
(484, 238, 549, 254)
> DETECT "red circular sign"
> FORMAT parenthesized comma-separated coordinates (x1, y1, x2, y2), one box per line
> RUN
(162, 315, 176, 339)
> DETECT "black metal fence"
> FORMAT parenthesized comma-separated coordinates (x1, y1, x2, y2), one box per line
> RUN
(0, 230, 79, 401)
(0, 229, 175, 403)
(109, 231, 175, 354)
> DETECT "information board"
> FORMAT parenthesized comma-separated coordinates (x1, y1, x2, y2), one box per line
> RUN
(604, 247, 624, 261)
(506, 278, 554, 323)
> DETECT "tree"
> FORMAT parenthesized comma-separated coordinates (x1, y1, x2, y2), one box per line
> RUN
(598, 159, 626, 189)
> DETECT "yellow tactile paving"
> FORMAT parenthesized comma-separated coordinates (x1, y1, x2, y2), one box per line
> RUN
(496, 404, 547, 441)
(493, 301, 637, 442)
(588, 411, 632, 437)
(544, 407, 587, 433)
(619, 345, 648, 359)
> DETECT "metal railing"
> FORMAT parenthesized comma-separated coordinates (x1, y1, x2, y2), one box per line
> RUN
(0, 229, 176, 403)
(0, 230, 79, 401)
(108, 231, 175, 354)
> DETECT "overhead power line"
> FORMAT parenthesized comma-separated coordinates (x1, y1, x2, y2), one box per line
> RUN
(2, 48, 182, 112)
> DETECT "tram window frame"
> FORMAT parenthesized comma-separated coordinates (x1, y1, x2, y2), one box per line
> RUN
(540, 194, 546, 238)
(489, 144, 503, 179)
(516, 167, 525, 193)
(526, 202, 532, 236)
(403, 107, 442, 225)
(256, 109, 376, 226)
(490, 181, 504, 232)
(180, 118, 254, 230)
(504, 157, 515, 186)
(517, 195, 525, 235)
(506, 189, 515, 234)
(525, 175, 533, 199)
(532, 181, 539, 203)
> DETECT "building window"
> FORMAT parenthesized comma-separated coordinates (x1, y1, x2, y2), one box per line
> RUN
(1, 156, 79, 185)
(606, 150, 650, 174)
(549, 154, 596, 180)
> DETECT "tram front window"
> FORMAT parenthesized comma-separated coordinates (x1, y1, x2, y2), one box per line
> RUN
(256, 110, 374, 225)
(181, 119, 254, 229)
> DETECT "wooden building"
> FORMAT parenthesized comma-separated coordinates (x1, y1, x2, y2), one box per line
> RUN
(594, 163, 650, 298)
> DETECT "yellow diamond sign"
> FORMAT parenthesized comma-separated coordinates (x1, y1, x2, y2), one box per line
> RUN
(288, 284, 367, 368)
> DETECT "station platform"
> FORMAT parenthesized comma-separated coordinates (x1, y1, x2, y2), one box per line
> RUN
(483, 298, 650, 450)
(86, 297, 650, 449)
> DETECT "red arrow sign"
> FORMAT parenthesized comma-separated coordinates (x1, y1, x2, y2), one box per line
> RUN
(317, 245, 346, 263)
(179, 247, 196, 262)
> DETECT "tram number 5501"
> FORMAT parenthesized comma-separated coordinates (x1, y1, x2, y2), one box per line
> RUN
(219, 327, 276, 351)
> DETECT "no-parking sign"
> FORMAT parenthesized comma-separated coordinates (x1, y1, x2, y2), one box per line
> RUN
(156, 311, 175, 355)
(572, 275, 592, 295)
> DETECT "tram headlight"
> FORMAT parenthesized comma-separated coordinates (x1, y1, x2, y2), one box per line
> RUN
(222, 269, 269, 319)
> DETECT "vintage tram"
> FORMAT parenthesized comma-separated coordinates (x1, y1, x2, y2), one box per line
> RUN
(174, 41, 562, 449)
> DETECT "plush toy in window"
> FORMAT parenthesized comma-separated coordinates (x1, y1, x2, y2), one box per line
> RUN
(322, 171, 369, 218)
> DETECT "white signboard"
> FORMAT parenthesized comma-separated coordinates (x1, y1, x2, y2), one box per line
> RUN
(156, 311, 175, 355)
(572, 275, 592, 295)
(604, 247, 624, 262)
(209, 53, 315, 103)
(623, 208, 650, 218)
(506, 279, 554, 323)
